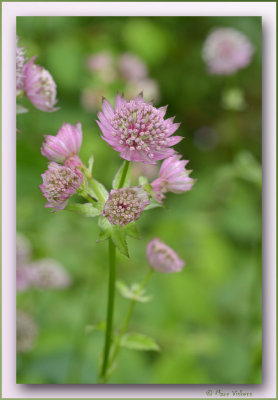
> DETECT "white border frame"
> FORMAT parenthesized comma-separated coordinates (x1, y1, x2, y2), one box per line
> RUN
(2, 2, 276, 398)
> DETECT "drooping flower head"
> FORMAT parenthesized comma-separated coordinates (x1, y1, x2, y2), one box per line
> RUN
(23, 56, 58, 112)
(40, 162, 83, 211)
(41, 123, 83, 168)
(29, 259, 72, 289)
(151, 154, 195, 203)
(97, 93, 183, 165)
(102, 186, 150, 226)
(202, 28, 254, 75)
(16, 310, 38, 352)
(146, 238, 185, 273)
(16, 36, 26, 91)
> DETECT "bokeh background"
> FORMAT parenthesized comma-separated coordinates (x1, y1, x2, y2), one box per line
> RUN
(16, 16, 262, 384)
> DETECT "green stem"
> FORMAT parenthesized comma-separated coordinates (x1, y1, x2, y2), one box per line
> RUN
(100, 239, 116, 383)
(81, 164, 105, 202)
(107, 269, 153, 373)
(118, 161, 130, 189)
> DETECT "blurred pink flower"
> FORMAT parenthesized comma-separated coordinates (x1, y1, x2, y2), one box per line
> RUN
(131, 162, 159, 182)
(16, 36, 26, 91)
(16, 310, 38, 352)
(102, 186, 149, 226)
(23, 56, 58, 112)
(118, 53, 148, 81)
(29, 259, 72, 289)
(146, 238, 185, 273)
(40, 162, 83, 211)
(86, 52, 116, 83)
(202, 28, 254, 75)
(97, 93, 182, 164)
(151, 154, 195, 203)
(126, 78, 160, 103)
(41, 122, 83, 168)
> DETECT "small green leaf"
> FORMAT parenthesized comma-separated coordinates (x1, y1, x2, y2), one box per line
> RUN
(88, 154, 94, 176)
(139, 176, 148, 186)
(144, 198, 163, 211)
(112, 161, 131, 189)
(65, 203, 101, 217)
(111, 226, 129, 257)
(16, 104, 29, 114)
(124, 222, 141, 240)
(120, 333, 160, 351)
(116, 281, 152, 302)
(91, 179, 109, 202)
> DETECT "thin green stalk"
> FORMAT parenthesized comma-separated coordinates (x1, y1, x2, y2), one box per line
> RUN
(81, 164, 105, 202)
(107, 269, 153, 372)
(118, 160, 130, 189)
(100, 239, 116, 383)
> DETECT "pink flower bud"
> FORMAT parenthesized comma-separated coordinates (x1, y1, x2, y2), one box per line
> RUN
(23, 56, 58, 112)
(40, 162, 83, 211)
(97, 93, 183, 164)
(102, 186, 150, 226)
(41, 122, 83, 166)
(151, 154, 195, 203)
(147, 238, 185, 273)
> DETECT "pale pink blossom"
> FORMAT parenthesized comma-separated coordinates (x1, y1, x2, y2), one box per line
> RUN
(151, 154, 195, 203)
(40, 162, 83, 211)
(97, 93, 182, 164)
(146, 238, 185, 273)
(202, 28, 254, 75)
(29, 259, 72, 289)
(16, 36, 26, 91)
(118, 53, 148, 81)
(102, 186, 150, 226)
(41, 123, 83, 168)
(23, 56, 58, 112)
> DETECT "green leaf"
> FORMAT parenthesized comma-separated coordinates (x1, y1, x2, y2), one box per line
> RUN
(139, 175, 148, 186)
(16, 104, 29, 114)
(144, 198, 164, 211)
(116, 281, 152, 303)
(120, 333, 160, 351)
(91, 179, 109, 202)
(65, 203, 101, 217)
(112, 161, 131, 189)
(124, 222, 141, 240)
(111, 226, 129, 257)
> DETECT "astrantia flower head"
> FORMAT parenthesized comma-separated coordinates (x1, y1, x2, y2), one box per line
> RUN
(202, 28, 254, 75)
(147, 238, 185, 273)
(16, 36, 26, 91)
(41, 123, 83, 168)
(118, 53, 148, 82)
(102, 186, 150, 226)
(151, 154, 195, 203)
(23, 56, 58, 112)
(29, 259, 72, 289)
(40, 162, 83, 211)
(97, 93, 183, 165)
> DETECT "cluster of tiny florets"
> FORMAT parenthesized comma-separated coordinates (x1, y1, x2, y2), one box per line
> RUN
(102, 187, 150, 226)
(40, 163, 82, 211)
(111, 101, 171, 160)
(16, 37, 26, 90)
(38, 68, 57, 108)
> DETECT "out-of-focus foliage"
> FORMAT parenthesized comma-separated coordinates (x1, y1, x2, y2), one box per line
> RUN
(16, 16, 262, 384)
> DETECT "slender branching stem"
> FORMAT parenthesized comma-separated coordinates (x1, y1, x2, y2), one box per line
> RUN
(100, 239, 116, 383)
(118, 160, 130, 189)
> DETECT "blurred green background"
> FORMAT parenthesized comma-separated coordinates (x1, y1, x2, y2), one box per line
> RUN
(16, 16, 262, 384)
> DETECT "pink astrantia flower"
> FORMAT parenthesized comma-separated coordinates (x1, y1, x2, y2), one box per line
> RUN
(16, 36, 26, 91)
(29, 259, 72, 289)
(118, 53, 148, 82)
(40, 162, 83, 211)
(97, 93, 183, 164)
(151, 154, 195, 203)
(146, 238, 185, 273)
(102, 186, 150, 226)
(202, 28, 254, 75)
(16, 310, 38, 353)
(41, 123, 83, 168)
(23, 56, 58, 112)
